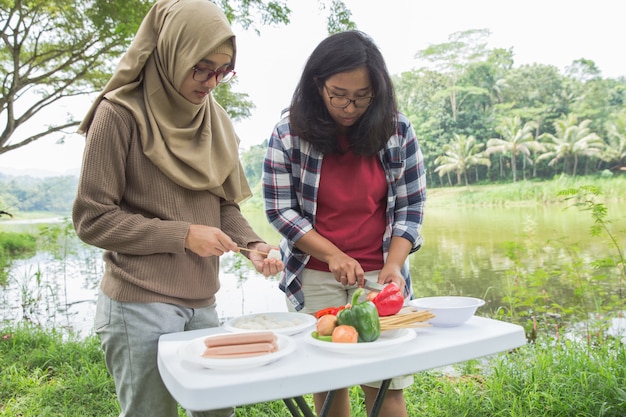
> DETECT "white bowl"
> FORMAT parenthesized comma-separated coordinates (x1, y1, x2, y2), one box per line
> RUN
(409, 296, 485, 327)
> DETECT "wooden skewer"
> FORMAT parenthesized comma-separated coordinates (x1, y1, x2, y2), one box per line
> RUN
(380, 320, 433, 329)
(379, 309, 436, 331)
(237, 247, 269, 256)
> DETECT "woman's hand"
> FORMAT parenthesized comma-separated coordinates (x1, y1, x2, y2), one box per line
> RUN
(376, 236, 413, 293)
(243, 242, 284, 277)
(377, 264, 405, 293)
(327, 252, 365, 287)
(184, 224, 237, 257)
(293, 230, 364, 286)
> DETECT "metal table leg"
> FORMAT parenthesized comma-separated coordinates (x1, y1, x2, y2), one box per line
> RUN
(368, 378, 391, 417)
(317, 389, 337, 417)
(283, 396, 317, 417)
(283, 379, 390, 417)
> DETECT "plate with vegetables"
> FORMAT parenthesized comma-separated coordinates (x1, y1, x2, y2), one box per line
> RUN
(223, 312, 317, 335)
(305, 288, 416, 355)
(303, 328, 416, 355)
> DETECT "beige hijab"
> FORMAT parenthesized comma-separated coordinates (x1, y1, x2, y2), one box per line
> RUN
(78, 0, 251, 202)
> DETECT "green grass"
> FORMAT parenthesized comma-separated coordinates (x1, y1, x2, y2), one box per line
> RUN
(0, 230, 37, 285)
(0, 326, 118, 416)
(423, 175, 626, 207)
(1, 325, 625, 416)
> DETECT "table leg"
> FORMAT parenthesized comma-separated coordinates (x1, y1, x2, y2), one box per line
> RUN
(368, 378, 391, 417)
(317, 389, 337, 417)
(282, 380, 389, 417)
(295, 396, 317, 417)
(282, 396, 317, 417)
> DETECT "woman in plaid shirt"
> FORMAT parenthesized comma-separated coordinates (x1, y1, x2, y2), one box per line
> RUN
(262, 31, 426, 417)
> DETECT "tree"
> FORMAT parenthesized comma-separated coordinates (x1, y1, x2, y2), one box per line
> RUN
(415, 29, 493, 122)
(601, 110, 626, 172)
(240, 140, 268, 186)
(394, 69, 449, 186)
(496, 63, 568, 132)
(434, 133, 490, 186)
(486, 116, 539, 182)
(0, 0, 354, 156)
(538, 114, 605, 176)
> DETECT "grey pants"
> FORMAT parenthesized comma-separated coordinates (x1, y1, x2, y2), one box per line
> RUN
(95, 292, 234, 417)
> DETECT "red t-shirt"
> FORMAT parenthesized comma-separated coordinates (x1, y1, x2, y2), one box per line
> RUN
(306, 138, 387, 272)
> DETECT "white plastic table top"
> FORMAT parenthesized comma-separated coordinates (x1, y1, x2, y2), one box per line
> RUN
(157, 316, 526, 412)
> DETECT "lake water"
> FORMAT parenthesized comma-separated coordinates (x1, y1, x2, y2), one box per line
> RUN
(1, 201, 624, 338)
(0, 244, 288, 338)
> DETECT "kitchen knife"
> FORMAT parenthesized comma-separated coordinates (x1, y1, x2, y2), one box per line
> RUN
(363, 278, 386, 291)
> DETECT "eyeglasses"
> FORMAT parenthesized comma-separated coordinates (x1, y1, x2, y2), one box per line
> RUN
(324, 85, 374, 109)
(192, 66, 236, 84)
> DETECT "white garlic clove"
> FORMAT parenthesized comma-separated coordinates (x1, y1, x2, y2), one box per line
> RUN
(267, 248, 282, 260)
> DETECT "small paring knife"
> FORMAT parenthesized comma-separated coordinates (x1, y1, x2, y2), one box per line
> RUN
(363, 278, 386, 292)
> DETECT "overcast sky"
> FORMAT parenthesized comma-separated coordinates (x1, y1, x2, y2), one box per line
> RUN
(1, 0, 624, 176)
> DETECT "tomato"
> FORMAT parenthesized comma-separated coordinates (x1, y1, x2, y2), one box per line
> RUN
(331, 325, 358, 343)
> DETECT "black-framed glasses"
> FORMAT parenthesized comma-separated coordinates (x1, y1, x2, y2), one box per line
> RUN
(324, 85, 374, 109)
(192, 66, 236, 84)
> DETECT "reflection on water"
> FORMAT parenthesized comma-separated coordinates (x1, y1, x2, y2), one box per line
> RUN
(0, 248, 286, 338)
(411, 202, 626, 315)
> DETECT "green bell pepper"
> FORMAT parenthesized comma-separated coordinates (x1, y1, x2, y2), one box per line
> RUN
(336, 288, 381, 342)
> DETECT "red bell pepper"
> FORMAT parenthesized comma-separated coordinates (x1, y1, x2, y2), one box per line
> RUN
(369, 282, 404, 316)
(314, 305, 346, 319)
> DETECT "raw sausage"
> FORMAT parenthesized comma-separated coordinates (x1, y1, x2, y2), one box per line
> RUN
(203, 331, 276, 348)
(201, 331, 279, 358)
(202, 341, 279, 358)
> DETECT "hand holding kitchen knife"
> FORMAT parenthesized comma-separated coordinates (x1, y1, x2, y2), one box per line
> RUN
(294, 229, 366, 287)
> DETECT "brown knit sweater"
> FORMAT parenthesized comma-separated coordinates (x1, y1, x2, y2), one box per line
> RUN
(72, 100, 262, 308)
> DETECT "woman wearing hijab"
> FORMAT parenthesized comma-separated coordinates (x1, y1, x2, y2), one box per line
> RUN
(72, 1, 282, 416)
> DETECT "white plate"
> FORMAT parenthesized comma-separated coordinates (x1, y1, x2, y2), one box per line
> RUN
(303, 328, 416, 355)
(178, 333, 296, 370)
(223, 312, 317, 335)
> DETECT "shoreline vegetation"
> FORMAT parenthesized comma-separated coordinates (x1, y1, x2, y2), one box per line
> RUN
(424, 175, 626, 207)
(240, 175, 626, 213)
(1, 176, 625, 416)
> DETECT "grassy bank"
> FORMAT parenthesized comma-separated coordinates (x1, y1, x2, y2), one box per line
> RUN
(424, 175, 626, 207)
(1, 325, 624, 416)
(241, 175, 626, 211)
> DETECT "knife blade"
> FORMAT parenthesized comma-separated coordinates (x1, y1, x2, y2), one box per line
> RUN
(363, 278, 386, 291)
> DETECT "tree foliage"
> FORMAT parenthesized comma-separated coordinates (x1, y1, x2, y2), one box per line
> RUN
(486, 116, 539, 182)
(538, 115, 606, 176)
(395, 29, 626, 185)
(434, 133, 490, 186)
(0, 173, 78, 214)
(0, 0, 354, 156)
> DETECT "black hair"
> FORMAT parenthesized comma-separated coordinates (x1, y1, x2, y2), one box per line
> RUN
(289, 30, 397, 156)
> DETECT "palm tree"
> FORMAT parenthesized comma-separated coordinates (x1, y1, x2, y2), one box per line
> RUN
(486, 116, 538, 182)
(538, 114, 605, 176)
(434, 134, 491, 186)
(601, 111, 626, 172)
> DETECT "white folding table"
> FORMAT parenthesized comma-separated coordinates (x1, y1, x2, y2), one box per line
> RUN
(158, 316, 526, 416)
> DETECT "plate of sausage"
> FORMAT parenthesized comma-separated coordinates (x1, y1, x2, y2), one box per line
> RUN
(179, 331, 296, 370)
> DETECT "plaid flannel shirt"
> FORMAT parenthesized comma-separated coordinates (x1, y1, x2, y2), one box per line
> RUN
(262, 112, 426, 311)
